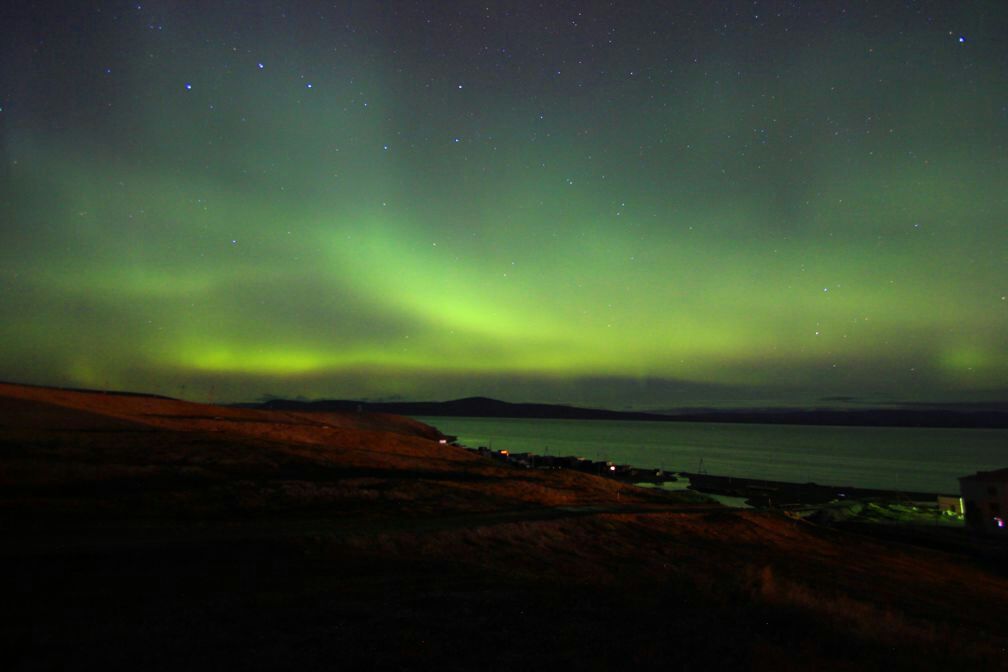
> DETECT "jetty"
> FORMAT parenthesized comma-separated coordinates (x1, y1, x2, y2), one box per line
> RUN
(683, 472, 941, 507)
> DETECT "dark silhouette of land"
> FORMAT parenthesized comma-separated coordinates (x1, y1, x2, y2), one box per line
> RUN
(252, 395, 1008, 428)
(4, 382, 1008, 670)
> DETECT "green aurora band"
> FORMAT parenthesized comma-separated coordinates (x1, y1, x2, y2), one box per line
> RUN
(1, 3, 1005, 407)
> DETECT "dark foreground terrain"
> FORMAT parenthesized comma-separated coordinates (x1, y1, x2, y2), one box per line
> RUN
(2, 383, 1007, 670)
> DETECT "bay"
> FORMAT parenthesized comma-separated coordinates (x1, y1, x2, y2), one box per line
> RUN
(415, 416, 1008, 494)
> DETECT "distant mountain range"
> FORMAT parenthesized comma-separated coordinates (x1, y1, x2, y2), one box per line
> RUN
(249, 396, 1008, 428)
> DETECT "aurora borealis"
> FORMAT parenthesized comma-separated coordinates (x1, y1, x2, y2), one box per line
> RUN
(1, 2, 1006, 408)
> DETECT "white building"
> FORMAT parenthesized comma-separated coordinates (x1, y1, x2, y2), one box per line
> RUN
(959, 468, 1008, 535)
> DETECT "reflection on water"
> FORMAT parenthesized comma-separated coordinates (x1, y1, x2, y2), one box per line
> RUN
(416, 416, 1008, 494)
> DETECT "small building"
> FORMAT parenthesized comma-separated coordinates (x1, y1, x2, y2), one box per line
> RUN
(959, 468, 1008, 534)
(936, 494, 964, 516)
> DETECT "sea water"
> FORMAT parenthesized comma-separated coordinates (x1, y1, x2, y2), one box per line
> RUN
(414, 416, 1008, 494)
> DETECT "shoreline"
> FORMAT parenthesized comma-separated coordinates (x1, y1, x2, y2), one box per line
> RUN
(466, 445, 953, 508)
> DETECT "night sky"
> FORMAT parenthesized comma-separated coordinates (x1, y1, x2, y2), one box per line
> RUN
(1, 2, 1006, 409)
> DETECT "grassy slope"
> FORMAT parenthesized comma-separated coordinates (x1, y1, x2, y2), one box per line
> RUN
(1, 382, 1006, 671)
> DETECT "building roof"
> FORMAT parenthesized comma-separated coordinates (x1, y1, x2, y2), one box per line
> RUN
(959, 467, 1008, 484)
